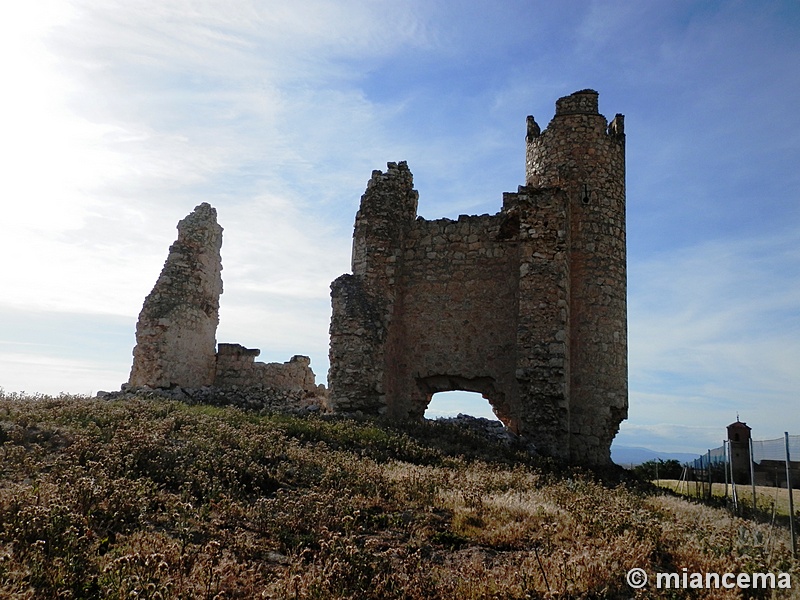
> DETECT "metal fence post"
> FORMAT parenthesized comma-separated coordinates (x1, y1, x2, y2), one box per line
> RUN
(749, 437, 757, 513)
(728, 440, 738, 514)
(724, 440, 729, 500)
(700, 454, 705, 499)
(785, 432, 796, 558)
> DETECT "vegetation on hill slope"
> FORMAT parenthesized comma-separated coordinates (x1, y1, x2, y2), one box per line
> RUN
(0, 393, 797, 599)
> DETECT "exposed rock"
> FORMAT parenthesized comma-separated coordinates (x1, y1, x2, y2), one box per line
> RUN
(433, 414, 520, 447)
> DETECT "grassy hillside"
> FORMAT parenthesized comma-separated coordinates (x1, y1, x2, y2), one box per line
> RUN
(0, 393, 797, 599)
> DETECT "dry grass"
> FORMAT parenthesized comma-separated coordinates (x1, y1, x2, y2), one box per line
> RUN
(0, 392, 797, 599)
(656, 479, 800, 517)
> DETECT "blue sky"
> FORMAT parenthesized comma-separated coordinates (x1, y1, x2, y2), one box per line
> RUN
(1, 1, 799, 455)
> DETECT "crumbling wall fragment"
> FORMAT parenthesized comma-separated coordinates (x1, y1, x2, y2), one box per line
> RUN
(128, 202, 223, 389)
(214, 343, 322, 395)
(125, 203, 326, 414)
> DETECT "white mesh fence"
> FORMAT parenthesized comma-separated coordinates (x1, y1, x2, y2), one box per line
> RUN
(689, 434, 800, 470)
(752, 435, 800, 464)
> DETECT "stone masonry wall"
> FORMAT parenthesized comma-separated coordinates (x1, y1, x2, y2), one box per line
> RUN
(214, 343, 322, 395)
(328, 163, 418, 415)
(525, 89, 627, 460)
(382, 215, 520, 425)
(128, 203, 223, 389)
(328, 90, 627, 464)
(125, 90, 627, 462)
(506, 187, 573, 457)
(126, 205, 326, 413)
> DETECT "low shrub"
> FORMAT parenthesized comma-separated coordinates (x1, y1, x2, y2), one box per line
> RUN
(0, 392, 796, 598)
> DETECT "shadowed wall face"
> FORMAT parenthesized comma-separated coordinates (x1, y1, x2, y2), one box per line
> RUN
(525, 90, 628, 460)
(328, 90, 627, 464)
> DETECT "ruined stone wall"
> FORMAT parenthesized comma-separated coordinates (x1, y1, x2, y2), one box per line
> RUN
(506, 187, 573, 457)
(126, 205, 326, 414)
(128, 203, 223, 389)
(125, 91, 627, 462)
(328, 90, 627, 464)
(214, 343, 321, 394)
(328, 163, 417, 415)
(383, 215, 519, 425)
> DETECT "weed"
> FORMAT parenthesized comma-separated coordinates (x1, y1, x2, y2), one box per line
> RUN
(0, 392, 796, 598)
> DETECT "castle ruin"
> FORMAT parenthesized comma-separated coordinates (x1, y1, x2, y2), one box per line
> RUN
(328, 90, 627, 463)
(128, 202, 223, 389)
(126, 203, 325, 408)
(124, 89, 628, 464)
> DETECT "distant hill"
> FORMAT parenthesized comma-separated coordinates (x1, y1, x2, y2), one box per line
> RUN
(612, 445, 700, 467)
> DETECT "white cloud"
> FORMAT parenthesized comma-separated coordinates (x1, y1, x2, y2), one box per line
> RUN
(0, 0, 418, 318)
(1, 0, 439, 388)
(628, 232, 800, 446)
(53, 0, 435, 88)
(0, 351, 126, 396)
(424, 391, 500, 421)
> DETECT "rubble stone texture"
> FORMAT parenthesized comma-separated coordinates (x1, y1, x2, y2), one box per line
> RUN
(128, 203, 224, 389)
(328, 90, 627, 464)
(214, 344, 323, 396)
(127, 205, 326, 411)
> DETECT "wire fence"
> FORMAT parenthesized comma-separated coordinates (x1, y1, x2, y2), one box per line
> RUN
(683, 432, 798, 558)
(753, 436, 800, 465)
(690, 435, 800, 469)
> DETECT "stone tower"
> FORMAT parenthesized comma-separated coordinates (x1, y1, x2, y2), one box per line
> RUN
(524, 89, 628, 460)
(727, 419, 752, 485)
(328, 90, 627, 464)
(128, 203, 223, 389)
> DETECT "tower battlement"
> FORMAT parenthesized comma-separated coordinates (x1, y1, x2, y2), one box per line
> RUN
(555, 89, 599, 115)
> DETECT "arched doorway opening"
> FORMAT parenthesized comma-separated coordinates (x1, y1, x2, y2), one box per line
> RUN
(415, 374, 517, 434)
(424, 390, 500, 421)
